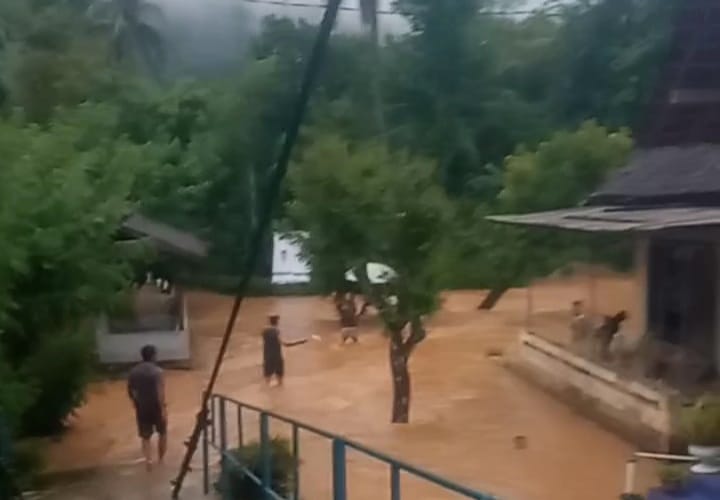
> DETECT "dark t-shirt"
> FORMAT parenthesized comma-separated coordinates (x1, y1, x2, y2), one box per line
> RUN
(263, 327, 282, 357)
(128, 362, 163, 415)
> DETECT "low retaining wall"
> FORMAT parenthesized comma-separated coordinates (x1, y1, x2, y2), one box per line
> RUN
(508, 331, 677, 451)
(95, 296, 192, 367)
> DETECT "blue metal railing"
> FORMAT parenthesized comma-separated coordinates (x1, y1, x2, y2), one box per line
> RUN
(203, 394, 497, 500)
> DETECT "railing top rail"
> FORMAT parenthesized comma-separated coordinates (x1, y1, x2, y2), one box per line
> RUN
(633, 451, 696, 462)
(213, 394, 336, 439)
(211, 393, 497, 500)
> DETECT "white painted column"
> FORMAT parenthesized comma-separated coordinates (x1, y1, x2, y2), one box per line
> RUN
(634, 237, 649, 341)
(715, 242, 720, 373)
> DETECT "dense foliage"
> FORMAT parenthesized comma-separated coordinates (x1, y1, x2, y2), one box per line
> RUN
(217, 437, 296, 500)
(0, 0, 677, 438)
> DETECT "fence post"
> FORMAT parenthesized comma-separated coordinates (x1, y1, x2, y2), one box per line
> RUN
(390, 463, 400, 500)
(624, 459, 637, 494)
(332, 439, 347, 500)
(201, 402, 209, 495)
(292, 424, 300, 500)
(237, 405, 243, 448)
(219, 399, 227, 453)
(260, 413, 271, 499)
(210, 396, 216, 446)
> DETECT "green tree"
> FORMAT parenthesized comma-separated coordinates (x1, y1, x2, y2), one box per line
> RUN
(0, 108, 157, 434)
(550, 0, 676, 129)
(289, 135, 449, 423)
(1, 1, 114, 123)
(451, 122, 633, 301)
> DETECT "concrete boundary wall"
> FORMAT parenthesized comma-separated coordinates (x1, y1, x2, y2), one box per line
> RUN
(508, 330, 676, 451)
(95, 296, 192, 367)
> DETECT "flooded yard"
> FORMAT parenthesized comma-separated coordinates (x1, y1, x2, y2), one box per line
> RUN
(43, 284, 653, 500)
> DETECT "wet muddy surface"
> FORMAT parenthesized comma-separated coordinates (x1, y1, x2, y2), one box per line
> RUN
(42, 286, 654, 499)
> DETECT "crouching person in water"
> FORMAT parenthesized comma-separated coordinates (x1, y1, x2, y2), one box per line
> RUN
(128, 344, 167, 470)
(263, 314, 285, 386)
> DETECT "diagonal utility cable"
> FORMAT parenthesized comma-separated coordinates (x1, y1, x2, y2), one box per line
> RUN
(170, 0, 343, 496)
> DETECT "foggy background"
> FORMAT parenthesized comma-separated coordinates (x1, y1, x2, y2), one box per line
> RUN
(154, 0, 571, 75)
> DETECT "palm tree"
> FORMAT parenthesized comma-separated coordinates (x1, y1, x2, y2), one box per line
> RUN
(87, 0, 165, 75)
(359, 0, 385, 133)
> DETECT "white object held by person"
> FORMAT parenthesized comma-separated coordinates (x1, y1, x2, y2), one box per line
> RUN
(344, 263, 397, 285)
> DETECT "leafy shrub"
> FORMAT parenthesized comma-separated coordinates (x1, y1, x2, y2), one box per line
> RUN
(0, 352, 36, 434)
(680, 395, 720, 447)
(20, 330, 94, 436)
(657, 463, 689, 490)
(217, 437, 297, 500)
(10, 440, 44, 490)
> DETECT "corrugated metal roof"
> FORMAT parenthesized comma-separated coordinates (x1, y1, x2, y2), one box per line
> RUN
(486, 206, 720, 233)
(589, 145, 720, 205)
(121, 214, 208, 258)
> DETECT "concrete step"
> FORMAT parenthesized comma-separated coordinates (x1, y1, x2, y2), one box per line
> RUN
(30, 462, 211, 500)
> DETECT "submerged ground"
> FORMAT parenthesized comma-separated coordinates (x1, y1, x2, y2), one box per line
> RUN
(40, 281, 655, 500)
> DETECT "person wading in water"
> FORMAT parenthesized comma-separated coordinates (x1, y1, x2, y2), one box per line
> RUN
(263, 314, 285, 386)
(127, 344, 167, 470)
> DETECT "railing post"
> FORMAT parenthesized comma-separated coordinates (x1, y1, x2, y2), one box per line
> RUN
(390, 463, 400, 500)
(210, 396, 216, 446)
(237, 404, 243, 448)
(624, 458, 637, 494)
(292, 424, 300, 500)
(332, 439, 347, 500)
(260, 413, 271, 498)
(219, 398, 227, 453)
(201, 402, 210, 495)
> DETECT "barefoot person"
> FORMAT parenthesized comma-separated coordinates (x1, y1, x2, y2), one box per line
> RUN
(263, 314, 285, 386)
(127, 344, 167, 470)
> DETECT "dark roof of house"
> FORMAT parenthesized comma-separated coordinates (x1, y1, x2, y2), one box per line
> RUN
(120, 214, 207, 258)
(587, 145, 720, 206)
(488, 205, 720, 233)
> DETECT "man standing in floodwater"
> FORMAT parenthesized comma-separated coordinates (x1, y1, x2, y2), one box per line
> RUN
(128, 344, 167, 470)
(263, 314, 284, 386)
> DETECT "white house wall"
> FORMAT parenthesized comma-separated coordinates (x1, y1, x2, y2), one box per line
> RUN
(272, 232, 311, 285)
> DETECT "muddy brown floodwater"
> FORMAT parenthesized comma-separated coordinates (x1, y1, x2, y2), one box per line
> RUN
(43, 286, 655, 500)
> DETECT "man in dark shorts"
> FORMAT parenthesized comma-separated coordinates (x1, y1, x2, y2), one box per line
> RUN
(262, 314, 284, 386)
(128, 345, 167, 470)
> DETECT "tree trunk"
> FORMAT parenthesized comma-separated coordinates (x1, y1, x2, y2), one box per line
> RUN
(389, 340, 410, 423)
(478, 287, 508, 310)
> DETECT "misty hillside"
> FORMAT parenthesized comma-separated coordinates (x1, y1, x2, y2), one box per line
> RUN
(153, 0, 567, 76)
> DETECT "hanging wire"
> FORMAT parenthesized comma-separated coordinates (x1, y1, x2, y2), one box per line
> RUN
(170, 0, 344, 495)
(239, 0, 564, 17)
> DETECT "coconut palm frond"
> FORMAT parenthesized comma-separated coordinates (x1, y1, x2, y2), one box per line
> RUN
(87, 0, 166, 77)
(359, 0, 378, 28)
(136, 21, 165, 67)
